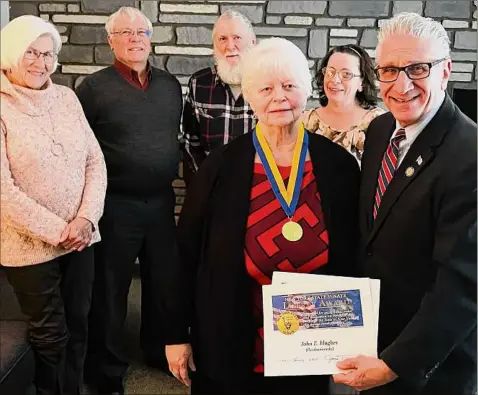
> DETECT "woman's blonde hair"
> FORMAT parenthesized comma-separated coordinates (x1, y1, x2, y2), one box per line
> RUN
(1, 15, 62, 72)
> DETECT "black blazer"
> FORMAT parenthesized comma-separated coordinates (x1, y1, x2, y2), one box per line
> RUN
(359, 95, 477, 395)
(160, 131, 360, 383)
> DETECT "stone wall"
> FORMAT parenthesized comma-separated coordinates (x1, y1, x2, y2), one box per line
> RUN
(1, 2, 9, 28)
(7, 0, 478, 216)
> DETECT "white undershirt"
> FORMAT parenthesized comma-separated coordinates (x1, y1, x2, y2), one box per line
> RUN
(229, 84, 242, 100)
(391, 92, 445, 167)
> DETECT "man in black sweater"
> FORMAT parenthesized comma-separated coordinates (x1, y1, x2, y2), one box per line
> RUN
(76, 7, 182, 395)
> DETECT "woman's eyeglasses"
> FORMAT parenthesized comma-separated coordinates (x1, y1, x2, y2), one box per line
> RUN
(24, 49, 57, 65)
(322, 67, 361, 81)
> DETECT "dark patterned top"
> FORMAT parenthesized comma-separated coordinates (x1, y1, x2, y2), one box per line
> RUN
(244, 161, 329, 372)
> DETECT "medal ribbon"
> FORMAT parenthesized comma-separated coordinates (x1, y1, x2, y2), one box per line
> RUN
(253, 123, 309, 217)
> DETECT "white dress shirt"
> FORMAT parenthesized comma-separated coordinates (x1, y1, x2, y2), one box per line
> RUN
(390, 92, 445, 167)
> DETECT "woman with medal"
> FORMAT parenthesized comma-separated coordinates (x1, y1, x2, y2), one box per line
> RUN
(0, 16, 106, 394)
(164, 38, 360, 394)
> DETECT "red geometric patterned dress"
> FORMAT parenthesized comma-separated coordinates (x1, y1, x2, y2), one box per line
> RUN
(244, 160, 330, 372)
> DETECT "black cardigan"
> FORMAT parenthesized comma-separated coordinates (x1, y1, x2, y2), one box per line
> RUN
(160, 131, 361, 383)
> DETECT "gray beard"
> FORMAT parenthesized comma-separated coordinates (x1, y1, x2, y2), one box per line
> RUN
(215, 57, 242, 85)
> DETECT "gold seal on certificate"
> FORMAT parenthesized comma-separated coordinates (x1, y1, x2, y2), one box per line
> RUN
(277, 312, 300, 335)
(282, 221, 303, 242)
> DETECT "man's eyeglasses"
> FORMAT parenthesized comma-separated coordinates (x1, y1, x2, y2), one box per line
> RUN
(321, 67, 361, 81)
(24, 48, 57, 65)
(375, 58, 447, 82)
(110, 29, 152, 38)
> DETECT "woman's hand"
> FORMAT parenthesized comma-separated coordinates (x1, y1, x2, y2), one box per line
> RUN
(59, 217, 93, 251)
(166, 343, 196, 387)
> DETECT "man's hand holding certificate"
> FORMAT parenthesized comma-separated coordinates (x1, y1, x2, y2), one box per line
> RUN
(262, 273, 380, 377)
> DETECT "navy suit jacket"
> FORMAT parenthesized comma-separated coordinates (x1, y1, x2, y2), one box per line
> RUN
(359, 95, 477, 395)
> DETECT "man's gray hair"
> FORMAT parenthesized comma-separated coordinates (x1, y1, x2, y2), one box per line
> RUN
(105, 6, 153, 34)
(241, 37, 312, 105)
(378, 12, 450, 58)
(0, 14, 62, 72)
(212, 10, 256, 41)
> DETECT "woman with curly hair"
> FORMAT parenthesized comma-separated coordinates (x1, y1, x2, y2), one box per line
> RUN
(302, 45, 385, 164)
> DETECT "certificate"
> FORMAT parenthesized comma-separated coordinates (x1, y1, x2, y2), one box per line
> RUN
(263, 275, 379, 376)
(272, 272, 380, 339)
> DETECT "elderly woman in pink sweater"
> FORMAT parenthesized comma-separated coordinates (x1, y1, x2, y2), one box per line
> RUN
(0, 15, 107, 395)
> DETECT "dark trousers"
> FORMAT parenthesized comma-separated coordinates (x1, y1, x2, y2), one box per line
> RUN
(3, 248, 94, 395)
(191, 371, 329, 395)
(86, 192, 176, 390)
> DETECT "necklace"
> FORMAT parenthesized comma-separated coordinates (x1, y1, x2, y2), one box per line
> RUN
(41, 109, 64, 157)
(51, 142, 64, 156)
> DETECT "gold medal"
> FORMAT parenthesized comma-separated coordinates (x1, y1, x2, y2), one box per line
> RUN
(253, 124, 309, 242)
(282, 221, 303, 242)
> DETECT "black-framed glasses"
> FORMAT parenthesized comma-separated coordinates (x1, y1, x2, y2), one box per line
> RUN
(375, 58, 447, 82)
(110, 28, 152, 38)
(24, 48, 57, 65)
(322, 67, 361, 81)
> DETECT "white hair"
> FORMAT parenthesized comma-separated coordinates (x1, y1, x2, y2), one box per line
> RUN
(0, 15, 62, 72)
(241, 37, 312, 104)
(105, 6, 153, 35)
(378, 12, 450, 58)
(212, 10, 256, 41)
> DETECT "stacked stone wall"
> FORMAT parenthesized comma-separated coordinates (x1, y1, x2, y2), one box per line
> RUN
(8, 1, 477, 215)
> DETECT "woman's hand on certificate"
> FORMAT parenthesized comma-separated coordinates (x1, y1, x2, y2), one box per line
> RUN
(166, 344, 196, 387)
(332, 355, 398, 391)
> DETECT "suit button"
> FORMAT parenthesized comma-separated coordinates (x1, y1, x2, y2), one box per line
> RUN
(366, 248, 373, 257)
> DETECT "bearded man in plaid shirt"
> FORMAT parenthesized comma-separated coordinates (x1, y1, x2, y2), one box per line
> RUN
(181, 10, 257, 184)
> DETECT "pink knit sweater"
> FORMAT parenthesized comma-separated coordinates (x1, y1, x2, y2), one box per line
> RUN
(1, 72, 107, 266)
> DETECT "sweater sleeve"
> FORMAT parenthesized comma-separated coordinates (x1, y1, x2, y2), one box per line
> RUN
(0, 120, 67, 246)
(73, 94, 107, 228)
(75, 77, 97, 126)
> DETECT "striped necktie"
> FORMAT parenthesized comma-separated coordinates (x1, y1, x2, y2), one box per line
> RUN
(373, 128, 406, 218)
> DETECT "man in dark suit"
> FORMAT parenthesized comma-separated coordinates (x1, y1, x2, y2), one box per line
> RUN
(333, 12, 477, 395)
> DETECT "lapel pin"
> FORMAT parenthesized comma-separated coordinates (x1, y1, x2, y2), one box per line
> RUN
(405, 167, 415, 177)
(416, 156, 423, 166)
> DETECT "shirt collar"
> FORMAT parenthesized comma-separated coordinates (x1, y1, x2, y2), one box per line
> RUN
(392, 91, 446, 141)
(114, 58, 151, 80)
